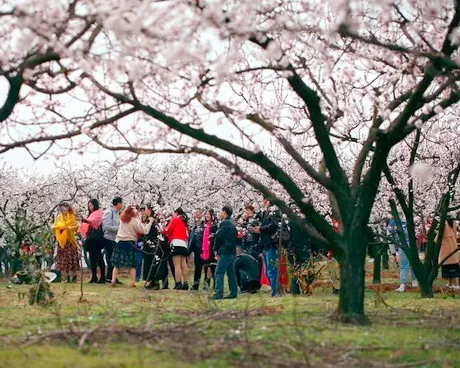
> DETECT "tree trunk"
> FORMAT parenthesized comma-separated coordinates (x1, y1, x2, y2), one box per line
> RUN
(334, 241, 370, 325)
(382, 249, 389, 270)
(373, 248, 381, 284)
(11, 251, 21, 276)
(419, 278, 434, 298)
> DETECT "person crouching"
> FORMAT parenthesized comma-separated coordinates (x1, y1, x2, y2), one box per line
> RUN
(235, 246, 261, 294)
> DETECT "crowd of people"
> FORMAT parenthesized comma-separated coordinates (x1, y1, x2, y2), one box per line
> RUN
(51, 195, 460, 298)
(51, 196, 313, 299)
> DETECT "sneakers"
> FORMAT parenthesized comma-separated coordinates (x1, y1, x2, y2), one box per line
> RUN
(191, 283, 199, 291)
(97, 278, 106, 284)
(88, 278, 98, 284)
(173, 281, 183, 290)
(181, 282, 190, 291)
(223, 294, 237, 299)
(411, 280, 418, 288)
(395, 284, 405, 292)
(209, 295, 223, 300)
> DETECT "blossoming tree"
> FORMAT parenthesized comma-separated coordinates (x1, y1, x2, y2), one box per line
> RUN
(363, 120, 459, 297)
(2, 0, 460, 324)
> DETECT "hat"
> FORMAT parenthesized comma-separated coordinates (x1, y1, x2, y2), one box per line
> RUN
(139, 204, 147, 210)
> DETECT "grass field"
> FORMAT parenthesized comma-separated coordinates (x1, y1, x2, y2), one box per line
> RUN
(0, 268, 459, 368)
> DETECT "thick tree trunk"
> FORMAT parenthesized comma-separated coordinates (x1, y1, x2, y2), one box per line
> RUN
(419, 278, 434, 298)
(416, 263, 435, 298)
(409, 251, 436, 298)
(334, 241, 370, 325)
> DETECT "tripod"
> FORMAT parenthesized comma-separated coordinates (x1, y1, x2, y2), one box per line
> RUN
(143, 239, 167, 289)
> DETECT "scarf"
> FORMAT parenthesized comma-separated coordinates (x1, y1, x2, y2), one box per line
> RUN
(53, 212, 78, 248)
(201, 222, 211, 261)
(79, 209, 103, 237)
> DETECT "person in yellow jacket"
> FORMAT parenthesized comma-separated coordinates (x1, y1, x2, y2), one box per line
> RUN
(52, 202, 80, 283)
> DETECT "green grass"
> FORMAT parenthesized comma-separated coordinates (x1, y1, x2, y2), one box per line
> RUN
(0, 275, 459, 368)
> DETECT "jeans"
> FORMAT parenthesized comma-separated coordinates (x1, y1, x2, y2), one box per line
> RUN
(263, 248, 280, 296)
(104, 239, 116, 280)
(399, 249, 416, 284)
(214, 254, 238, 298)
(136, 249, 143, 281)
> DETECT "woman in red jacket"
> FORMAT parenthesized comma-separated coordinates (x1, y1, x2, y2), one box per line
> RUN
(162, 207, 190, 290)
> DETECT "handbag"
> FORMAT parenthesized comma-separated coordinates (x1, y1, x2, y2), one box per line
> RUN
(83, 225, 104, 251)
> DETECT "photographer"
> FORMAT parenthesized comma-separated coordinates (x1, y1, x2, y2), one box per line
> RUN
(241, 204, 261, 260)
(139, 204, 162, 290)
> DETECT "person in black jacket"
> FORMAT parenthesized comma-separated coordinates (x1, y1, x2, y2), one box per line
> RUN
(253, 197, 280, 297)
(190, 209, 219, 290)
(139, 204, 164, 290)
(189, 208, 203, 290)
(210, 206, 238, 300)
(241, 204, 261, 259)
(235, 246, 261, 293)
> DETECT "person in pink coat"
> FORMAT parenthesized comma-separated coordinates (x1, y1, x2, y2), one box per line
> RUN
(79, 199, 105, 283)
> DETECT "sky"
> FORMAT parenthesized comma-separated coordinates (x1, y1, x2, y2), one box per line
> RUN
(0, 75, 138, 173)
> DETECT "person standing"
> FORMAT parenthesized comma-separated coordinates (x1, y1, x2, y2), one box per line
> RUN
(210, 206, 238, 300)
(162, 208, 190, 290)
(111, 206, 154, 287)
(80, 199, 105, 283)
(242, 204, 260, 260)
(387, 218, 418, 292)
(254, 197, 280, 297)
(202, 210, 219, 290)
(189, 208, 204, 290)
(102, 197, 123, 283)
(139, 204, 162, 289)
(438, 219, 460, 289)
(190, 209, 219, 290)
(53, 202, 80, 283)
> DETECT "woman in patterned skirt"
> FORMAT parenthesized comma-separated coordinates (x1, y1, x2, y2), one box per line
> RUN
(111, 205, 154, 287)
(53, 202, 80, 283)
